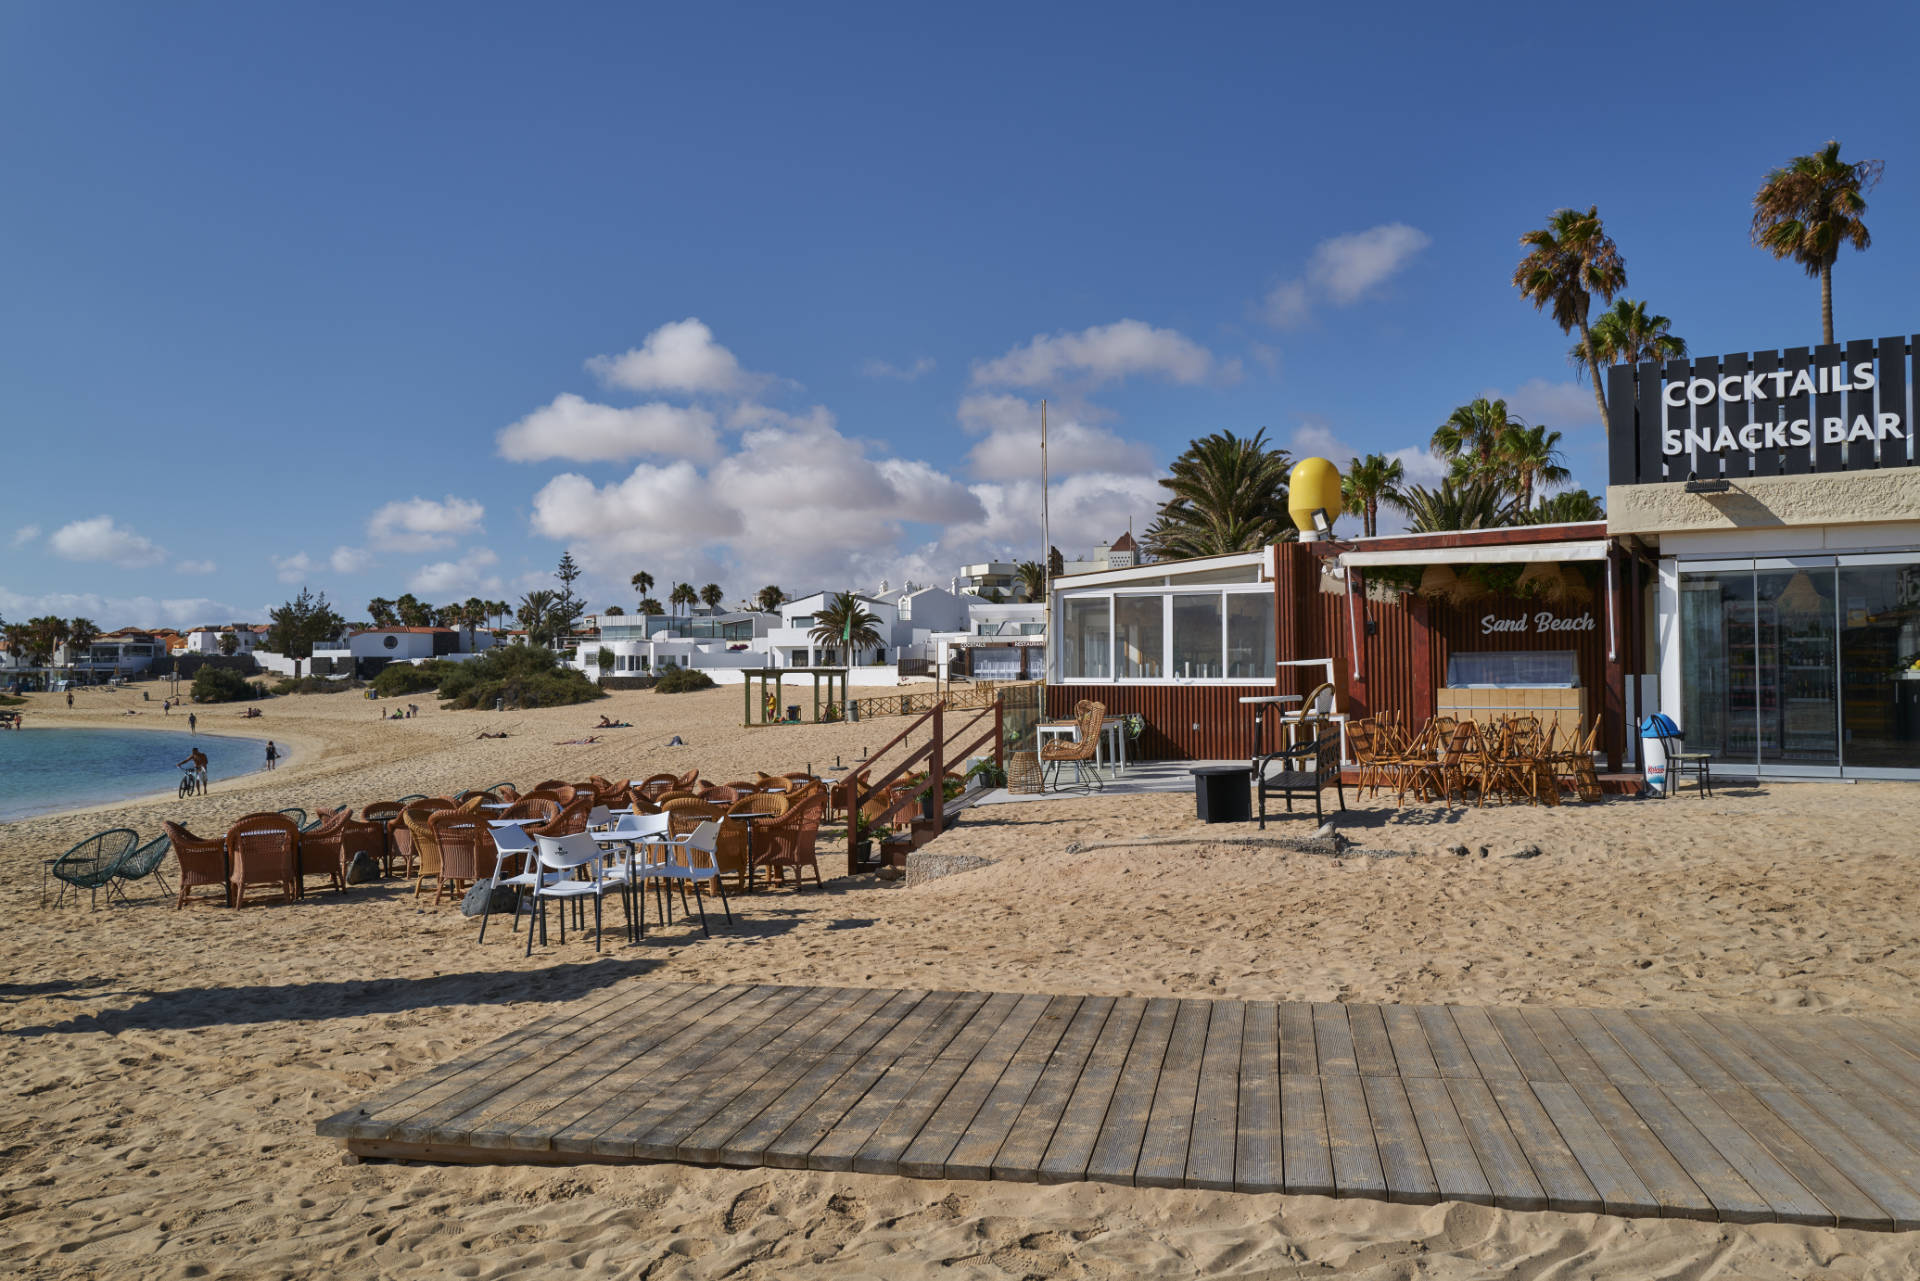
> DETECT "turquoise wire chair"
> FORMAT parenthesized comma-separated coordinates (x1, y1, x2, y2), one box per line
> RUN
(49, 829, 140, 909)
(112, 834, 175, 904)
(277, 808, 308, 829)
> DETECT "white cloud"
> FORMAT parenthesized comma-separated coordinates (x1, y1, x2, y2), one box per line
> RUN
(1261, 222, 1431, 329)
(11, 524, 40, 548)
(861, 355, 936, 382)
(585, 318, 753, 395)
(497, 393, 720, 465)
(1483, 378, 1601, 429)
(0, 585, 241, 631)
(408, 547, 503, 597)
(329, 546, 373, 574)
(949, 473, 1167, 563)
(271, 552, 316, 584)
(971, 319, 1225, 389)
(531, 461, 738, 569)
(175, 559, 217, 575)
(47, 516, 166, 568)
(367, 495, 486, 552)
(1282, 420, 1446, 538)
(957, 393, 1154, 481)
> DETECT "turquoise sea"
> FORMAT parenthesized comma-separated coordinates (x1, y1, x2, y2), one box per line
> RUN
(0, 728, 279, 822)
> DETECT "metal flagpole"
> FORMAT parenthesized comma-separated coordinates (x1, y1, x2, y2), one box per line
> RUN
(1040, 398, 1050, 684)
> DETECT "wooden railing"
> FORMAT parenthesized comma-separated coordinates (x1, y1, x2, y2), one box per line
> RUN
(852, 679, 1035, 720)
(843, 696, 1006, 874)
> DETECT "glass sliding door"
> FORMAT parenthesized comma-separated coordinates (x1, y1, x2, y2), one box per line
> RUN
(1114, 595, 1163, 679)
(1757, 564, 1838, 771)
(1678, 571, 1743, 763)
(1838, 561, 1920, 771)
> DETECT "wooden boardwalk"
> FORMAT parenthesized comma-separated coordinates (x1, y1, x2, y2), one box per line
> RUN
(318, 982, 1920, 1230)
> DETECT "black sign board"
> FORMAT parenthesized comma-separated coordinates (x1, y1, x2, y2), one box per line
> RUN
(1606, 336, 1919, 486)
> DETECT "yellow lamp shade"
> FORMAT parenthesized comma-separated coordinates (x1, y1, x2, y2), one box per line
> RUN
(1288, 457, 1343, 533)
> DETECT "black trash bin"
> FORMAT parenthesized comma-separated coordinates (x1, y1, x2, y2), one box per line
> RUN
(1191, 765, 1252, 823)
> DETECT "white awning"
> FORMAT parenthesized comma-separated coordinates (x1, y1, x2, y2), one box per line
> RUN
(1337, 539, 1608, 569)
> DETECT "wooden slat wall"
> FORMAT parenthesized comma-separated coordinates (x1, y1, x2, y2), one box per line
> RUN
(1046, 684, 1268, 761)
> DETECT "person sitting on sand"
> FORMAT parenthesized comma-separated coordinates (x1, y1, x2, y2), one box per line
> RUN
(475, 730, 509, 740)
(597, 715, 614, 728)
(178, 747, 209, 789)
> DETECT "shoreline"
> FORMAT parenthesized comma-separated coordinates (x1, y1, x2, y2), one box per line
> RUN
(0, 722, 287, 824)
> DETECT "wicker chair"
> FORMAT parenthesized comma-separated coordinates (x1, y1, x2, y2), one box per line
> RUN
(113, 833, 175, 904)
(719, 793, 790, 891)
(401, 800, 456, 895)
(163, 821, 230, 908)
(277, 807, 308, 830)
(227, 812, 301, 907)
(360, 801, 404, 873)
(532, 778, 569, 793)
(1040, 700, 1106, 792)
(457, 793, 490, 814)
(483, 782, 519, 801)
(720, 780, 760, 795)
(655, 790, 697, 807)
(502, 797, 559, 826)
(427, 811, 489, 905)
(295, 808, 352, 894)
(759, 791, 828, 891)
(636, 773, 679, 801)
(698, 784, 741, 805)
(48, 828, 140, 910)
(673, 768, 700, 790)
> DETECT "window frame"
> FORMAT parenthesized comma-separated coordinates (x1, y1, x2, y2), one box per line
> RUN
(1052, 583, 1274, 685)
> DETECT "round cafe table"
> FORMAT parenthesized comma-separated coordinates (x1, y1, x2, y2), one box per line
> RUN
(724, 811, 770, 893)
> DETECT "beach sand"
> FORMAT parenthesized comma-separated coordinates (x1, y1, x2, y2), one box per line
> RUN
(5, 682, 1920, 1278)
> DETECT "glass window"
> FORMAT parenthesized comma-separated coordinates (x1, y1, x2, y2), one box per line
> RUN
(1171, 593, 1223, 679)
(1839, 561, 1920, 769)
(1444, 650, 1578, 687)
(1061, 596, 1110, 679)
(1757, 567, 1837, 768)
(1115, 595, 1163, 678)
(1227, 593, 1274, 678)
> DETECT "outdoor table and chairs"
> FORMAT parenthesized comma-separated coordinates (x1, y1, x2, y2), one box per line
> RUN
(1034, 714, 1128, 779)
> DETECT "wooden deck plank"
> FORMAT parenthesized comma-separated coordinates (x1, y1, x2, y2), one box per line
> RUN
(1748, 1084, 1920, 1231)
(1608, 1082, 1773, 1223)
(720, 989, 934, 1168)
(1529, 1081, 1659, 1216)
(1516, 1007, 1608, 1085)
(1661, 1012, 1782, 1090)
(1415, 1005, 1479, 1078)
(1277, 1003, 1317, 1076)
(1085, 997, 1180, 1186)
(1555, 1008, 1651, 1085)
(1565, 1082, 1717, 1221)
(1451, 1007, 1524, 1081)
(1184, 999, 1245, 1192)
(1135, 1000, 1214, 1188)
(893, 993, 1056, 1178)
(1851, 1017, 1920, 1077)
(1279, 1074, 1335, 1198)
(1484, 1078, 1603, 1213)
(1380, 1006, 1440, 1078)
(942, 995, 1085, 1181)
(1488, 1007, 1566, 1083)
(847, 992, 1027, 1175)
(489, 984, 787, 1151)
(988, 997, 1118, 1183)
(762, 990, 973, 1171)
(1312, 1003, 1359, 1075)
(1443, 1078, 1547, 1212)
(1589, 1009, 1695, 1090)
(1321, 1073, 1386, 1199)
(1360, 1074, 1439, 1204)
(1625, 1010, 1742, 1091)
(1834, 1018, 1920, 1096)
(1036, 997, 1147, 1184)
(1782, 1020, 1920, 1149)
(803, 991, 998, 1172)
(1701, 1084, 1890, 1230)
(1402, 1076, 1492, 1205)
(1348, 1005, 1398, 1077)
(1630, 1084, 1834, 1226)
(1233, 1002, 1284, 1195)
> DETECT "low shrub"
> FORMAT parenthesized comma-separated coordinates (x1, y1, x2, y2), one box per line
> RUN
(0, 692, 23, 706)
(192, 667, 262, 703)
(653, 667, 717, 694)
(436, 645, 603, 710)
(271, 675, 354, 695)
(372, 661, 448, 697)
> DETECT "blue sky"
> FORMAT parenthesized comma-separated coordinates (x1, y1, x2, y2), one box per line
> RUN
(5, 1, 1920, 628)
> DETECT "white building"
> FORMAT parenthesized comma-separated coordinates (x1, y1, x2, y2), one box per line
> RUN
(306, 626, 495, 678)
(181, 625, 267, 655)
(582, 611, 775, 677)
(928, 603, 1046, 681)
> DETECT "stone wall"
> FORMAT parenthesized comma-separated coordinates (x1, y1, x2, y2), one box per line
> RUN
(1608, 469, 1920, 536)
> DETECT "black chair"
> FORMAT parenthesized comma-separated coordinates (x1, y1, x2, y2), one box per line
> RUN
(1255, 727, 1347, 828)
(1653, 722, 1714, 798)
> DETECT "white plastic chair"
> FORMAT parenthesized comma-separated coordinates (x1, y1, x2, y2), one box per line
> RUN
(478, 821, 541, 944)
(524, 832, 624, 954)
(598, 812, 673, 940)
(585, 804, 613, 832)
(654, 819, 733, 936)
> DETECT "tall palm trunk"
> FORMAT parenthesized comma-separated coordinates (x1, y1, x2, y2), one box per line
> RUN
(1820, 262, 1834, 344)
(1364, 497, 1377, 538)
(1578, 317, 1609, 427)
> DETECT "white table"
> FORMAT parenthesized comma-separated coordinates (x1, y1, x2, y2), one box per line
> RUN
(1034, 716, 1128, 779)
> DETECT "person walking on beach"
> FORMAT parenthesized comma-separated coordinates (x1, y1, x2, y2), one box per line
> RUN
(178, 747, 209, 791)
(66, 690, 73, 708)
(188, 711, 197, 734)
(265, 740, 278, 771)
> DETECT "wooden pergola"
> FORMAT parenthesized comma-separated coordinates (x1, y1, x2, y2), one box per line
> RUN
(743, 666, 849, 726)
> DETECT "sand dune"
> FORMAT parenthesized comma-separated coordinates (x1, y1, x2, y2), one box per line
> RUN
(5, 682, 1920, 1278)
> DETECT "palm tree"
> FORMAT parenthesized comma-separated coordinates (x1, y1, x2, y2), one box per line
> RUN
(1397, 476, 1516, 533)
(365, 597, 397, 628)
(1015, 560, 1046, 602)
(668, 582, 698, 625)
(516, 590, 558, 648)
(1144, 428, 1293, 560)
(1571, 299, 1687, 375)
(1431, 398, 1524, 481)
(1525, 489, 1605, 524)
(630, 571, 654, 608)
(755, 585, 785, 614)
(809, 592, 884, 665)
(1513, 206, 1626, 425)
(1340, 453, 1406, 538)
(1752, 140, 1883, 344)
(638, 597, 665, 616)
(67, 617, 99, 670)
(1493, 424, 1571, 511)
(461, 596, 487, 647)
(699, 583, 724, 611)
(394, 593, 431, 628)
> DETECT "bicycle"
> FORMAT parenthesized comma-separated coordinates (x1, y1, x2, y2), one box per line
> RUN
(178, 766, 205, 799)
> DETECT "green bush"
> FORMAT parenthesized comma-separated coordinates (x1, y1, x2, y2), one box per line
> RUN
(192, 667, 261, 703)
(372, 661, 448, 697)
(653, 667, 717, 694)
(435, 645, 604, 710)
(272, 675, 354, 695)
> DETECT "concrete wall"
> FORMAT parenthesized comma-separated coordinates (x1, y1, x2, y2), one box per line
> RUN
(1608, 470, 1920, 537)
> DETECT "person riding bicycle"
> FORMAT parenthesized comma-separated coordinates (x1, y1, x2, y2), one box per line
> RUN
(177, 747, 209, 792)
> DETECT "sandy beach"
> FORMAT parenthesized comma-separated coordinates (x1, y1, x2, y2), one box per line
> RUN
(6, 682, 1920, 1278)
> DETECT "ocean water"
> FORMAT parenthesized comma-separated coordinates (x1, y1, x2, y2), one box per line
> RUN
(0, 728, 279, 822)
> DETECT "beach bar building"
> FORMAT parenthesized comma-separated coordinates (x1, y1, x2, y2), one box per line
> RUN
(1046, 522, 1648, 771)
(1606, 334, 1920, 779)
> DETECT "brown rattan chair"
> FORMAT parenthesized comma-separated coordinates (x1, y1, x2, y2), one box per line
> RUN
(226, 812, 300, 907)
(636, 772, 679, 801)
(360, 800, 404, 874)
(427, 810, 488, 905)
(502, 797, 559, 826)
(759, 791, 828, 891)
(698, 784, 741, 805)
(673, 768, 700, 790)
(402, 800, 456, 896)
(163, 821, 230, 909)
(295, 808, 352, 894)
(719, 793, 790, 891)
(457, 793, 490, 813)
(532, 778, 569, 793)
(1040, 700, 1106, 792)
